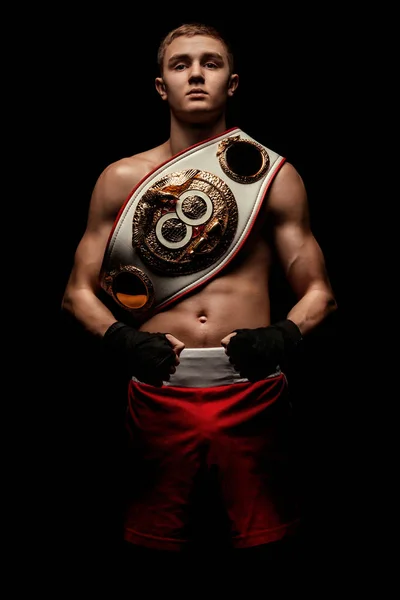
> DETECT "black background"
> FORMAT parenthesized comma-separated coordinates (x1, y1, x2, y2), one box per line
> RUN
(38, 8, 368, 592)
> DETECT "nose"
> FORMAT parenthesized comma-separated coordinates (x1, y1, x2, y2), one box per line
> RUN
(188, 61, 205, 83)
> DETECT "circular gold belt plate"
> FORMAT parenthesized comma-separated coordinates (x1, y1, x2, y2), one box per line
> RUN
(132, 169, 238, 276)
(217, 135, 270, 183)
(102, 265, 155, 313)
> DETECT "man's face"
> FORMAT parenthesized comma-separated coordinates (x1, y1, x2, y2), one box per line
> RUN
(156, 35, 236, 122)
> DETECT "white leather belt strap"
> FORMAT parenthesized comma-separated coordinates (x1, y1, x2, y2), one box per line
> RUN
(100, 127, 285, 317)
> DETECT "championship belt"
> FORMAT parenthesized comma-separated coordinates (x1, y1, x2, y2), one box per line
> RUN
(99, 127, 286, 317)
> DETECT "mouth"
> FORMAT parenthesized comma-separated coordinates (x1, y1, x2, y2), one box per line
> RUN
(187, 89, 207, 96)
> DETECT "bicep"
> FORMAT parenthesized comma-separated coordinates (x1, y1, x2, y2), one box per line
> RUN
(70, 225, 111, 292)
(269, 163, 332, 298)
(65, 157, 147, 298)
(66, 164, 134, 293)
(66, 192, 119, 294)
(274, 224, 331, 298)
(63, 220, 112, 304)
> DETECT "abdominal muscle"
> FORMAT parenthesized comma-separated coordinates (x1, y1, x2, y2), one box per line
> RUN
(139, 236, 273, 348)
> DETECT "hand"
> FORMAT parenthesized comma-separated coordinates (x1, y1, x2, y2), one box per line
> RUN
(103, 322, 185, 386)
(165, 333, 185, 373)
(221, 320, 302, 381)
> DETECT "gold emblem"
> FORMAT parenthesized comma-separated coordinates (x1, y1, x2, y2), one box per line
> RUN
(102, 265, 155, 313)
(217, 135, 270, 183)
(132, 169, 238, 275)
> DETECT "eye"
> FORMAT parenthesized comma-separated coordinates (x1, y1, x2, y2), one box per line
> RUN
(174, 63, 186, 71)
(204, 62, 218, 69)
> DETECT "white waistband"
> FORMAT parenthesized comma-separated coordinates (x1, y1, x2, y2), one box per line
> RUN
(132, 347, 281, 388)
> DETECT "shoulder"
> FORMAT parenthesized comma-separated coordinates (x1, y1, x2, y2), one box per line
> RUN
(90, 144, 168, 215)
(95, 152, 154, 196)
(271, 161, 305, 195)
(267, 161, 308, 218)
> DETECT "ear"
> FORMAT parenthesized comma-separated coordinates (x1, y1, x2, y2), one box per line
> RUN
(155, 77, 167, 100)
(227, 74, 239, 97)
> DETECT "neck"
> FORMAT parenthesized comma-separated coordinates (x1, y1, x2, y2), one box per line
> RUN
(167, 115, 229, 156)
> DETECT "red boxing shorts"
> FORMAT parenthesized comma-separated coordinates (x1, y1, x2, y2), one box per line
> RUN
(123, 347, 302, 552)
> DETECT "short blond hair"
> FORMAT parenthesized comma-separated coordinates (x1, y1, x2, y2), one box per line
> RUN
(157, 23, 234, 75)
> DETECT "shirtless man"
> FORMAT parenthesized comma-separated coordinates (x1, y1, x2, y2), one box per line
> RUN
(61, 22, 337, 574)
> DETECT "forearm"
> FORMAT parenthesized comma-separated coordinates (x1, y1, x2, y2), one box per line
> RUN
(61, 287, 118, 338)
(286, 288, 337, 336)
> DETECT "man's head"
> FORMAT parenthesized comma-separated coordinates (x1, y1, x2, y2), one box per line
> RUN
(155, 23, 239, 124)
(157, 23, 234, 76)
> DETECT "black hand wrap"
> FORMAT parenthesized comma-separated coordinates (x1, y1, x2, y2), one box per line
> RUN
(103, 321, 176, 386)
(226, 319, 302, 382)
